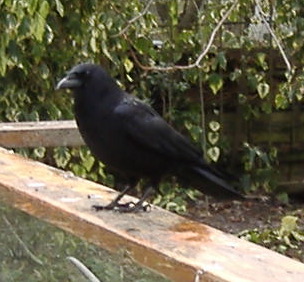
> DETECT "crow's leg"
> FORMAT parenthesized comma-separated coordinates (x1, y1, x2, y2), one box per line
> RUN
(92, 184, 134, 211)
(116, 185, 155, 213)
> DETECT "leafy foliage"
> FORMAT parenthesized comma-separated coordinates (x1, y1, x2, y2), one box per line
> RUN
(241, 143, 279, 193)
(239, 215, 304, 260)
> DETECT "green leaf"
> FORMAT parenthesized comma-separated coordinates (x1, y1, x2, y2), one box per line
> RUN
(257, 82, 270, 99)
(90, 36, 97, 53)
(101, 40, 113, 62)
(229, 68, 242, 81)
(83, 155, 95, 172)
(32, 14, 45, 41)
(256, 52, 268, 70)
(208, 73, 223, 94)
(276, 192, 289, 205)
(279, 216, 298, 237)
(0, 47, 8, 76)
(207, 147, 220, 162)
(39, 0, 50, 19)
(217, 52, 227, 70)
(209, 120, 220, 132)
(238, 93, 247, 104)
(135, 37, 153, 54)
(30, 1, 49, 41)
(275, 93, 288, 109)
(291, 230, 304, 242)
(54, 147, 71, 168)
(123, 57, 134, 73)
(28, 0, 39, 16)
(33, 147, 46, 159)
(70, 163, 86, 178)
(208, 132, 219, 145)
(261, 102, 272, 114)
(18, 17, 32, 37)
(40, 63, 50, 79)
(55, 0, 64, 17)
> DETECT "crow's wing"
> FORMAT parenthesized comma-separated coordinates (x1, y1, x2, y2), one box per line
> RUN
(114, 96, 203, 164)
(114, 96, 243, 200)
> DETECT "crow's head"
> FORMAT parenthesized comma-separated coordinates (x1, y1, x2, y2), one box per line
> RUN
(56, 63, 111, 90)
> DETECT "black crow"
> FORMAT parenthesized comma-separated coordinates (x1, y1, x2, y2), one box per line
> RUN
(56, 63, 243, 212)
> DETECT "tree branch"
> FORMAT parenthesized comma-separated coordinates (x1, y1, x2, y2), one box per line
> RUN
(129, 0, 238, 72)
(255, 0, 292, 72)
(113, 0, 154, 37)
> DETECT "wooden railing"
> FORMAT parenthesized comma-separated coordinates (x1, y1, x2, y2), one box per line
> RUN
(0, 121, 303, 281)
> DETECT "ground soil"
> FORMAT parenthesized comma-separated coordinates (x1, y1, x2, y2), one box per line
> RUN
(186, 194, 304, 262)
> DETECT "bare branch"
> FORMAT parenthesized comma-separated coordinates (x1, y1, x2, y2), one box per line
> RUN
(194, 0, 238, 67)
(129, 0, 239, 72)
(114, 0, 154, 37)
(255, 0, 292, 72)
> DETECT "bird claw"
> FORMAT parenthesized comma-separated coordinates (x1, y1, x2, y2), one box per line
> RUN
(142, 203, 151, 212)
(92, 201, 151, 213)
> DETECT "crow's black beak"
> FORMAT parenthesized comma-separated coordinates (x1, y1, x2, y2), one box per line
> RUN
(56, 75, 82, 90)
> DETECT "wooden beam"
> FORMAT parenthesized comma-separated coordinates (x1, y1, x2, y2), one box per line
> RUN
(0, 147, 303, 281)
(1, 113, 304, 149)
(0, 120, 84, 148)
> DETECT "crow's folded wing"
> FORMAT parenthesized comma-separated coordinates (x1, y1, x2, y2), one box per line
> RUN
(114, 97, 203, 164)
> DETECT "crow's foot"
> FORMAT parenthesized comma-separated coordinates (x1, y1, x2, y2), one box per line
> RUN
(92, 202, 151, 213)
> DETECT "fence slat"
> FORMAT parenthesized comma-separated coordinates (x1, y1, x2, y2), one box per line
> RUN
(0, 120, 84, 148)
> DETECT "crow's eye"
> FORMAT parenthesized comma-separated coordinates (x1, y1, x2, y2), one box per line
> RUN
(69, 71, 90, 80)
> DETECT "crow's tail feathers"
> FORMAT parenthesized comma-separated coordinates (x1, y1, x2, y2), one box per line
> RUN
(181, 166, 244, 200)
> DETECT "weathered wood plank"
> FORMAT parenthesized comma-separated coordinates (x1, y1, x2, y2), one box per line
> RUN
(0, 120, 84, 148)
(1, 112, 304, 149)
(0, 147, 303, 281)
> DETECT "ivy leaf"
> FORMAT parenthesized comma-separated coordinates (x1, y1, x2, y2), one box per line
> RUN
(101, 40, 113, 62)
(90, 36, 97, 53)
(28, 0, 39, 16)
(83, 155, 95, 172)
(275, 93, 288, 109)
(256, 52, 268, 70)
(135, 37, 153, 54)
(123, 57, 134, 73)
(229, 68, 242, 81)
(39, 1, 50, 19)
(209, 120, 220, 132)
(208, 132, 219, 145)
(0, 47, 8, 76)
(40, 63, 50, 79)
(31, 14, 44, 41)
(55, 0, 64, 17)
(70, 163, 86, 178)
(279, 216, 298, 237)
(33, 147, 46, 159)
(217, 52, 227, 70)
(207, 147, 220, 162)
(31, 1, 50, 42)
(208, 73, 223, 95)
(54, 147, 71, 168)
(291, 230, 304, 242)
(257, 82, 270, 99)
